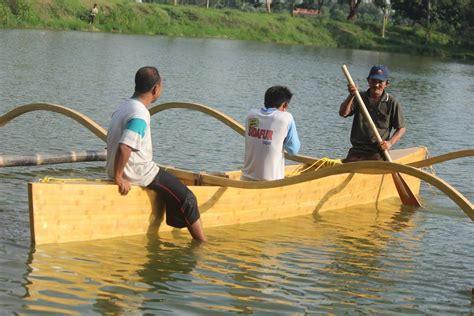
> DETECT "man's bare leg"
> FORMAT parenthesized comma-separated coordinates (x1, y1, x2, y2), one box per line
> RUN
(188, 219, 206, 241)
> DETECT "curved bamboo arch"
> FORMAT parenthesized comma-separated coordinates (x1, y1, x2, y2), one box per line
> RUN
(165, 161, 473, 221)
(408, 149, 474, 168)
(2, 102, 471, 170)
(149, 102, 314, 164)
(150, 102, 245, 136)
(1, 103, 473, 219)
(0, 103, 107, 142)
(149, 102, 474, 168)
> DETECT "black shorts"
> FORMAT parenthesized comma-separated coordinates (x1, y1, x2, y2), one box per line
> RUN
(147, 169, 200, 229)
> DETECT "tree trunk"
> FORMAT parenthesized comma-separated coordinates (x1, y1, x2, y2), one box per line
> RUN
(426, 0, 432, 42)
(347, 0, 362, 21)
(382, 14, 387, 38)
(317, 0, 325, 14)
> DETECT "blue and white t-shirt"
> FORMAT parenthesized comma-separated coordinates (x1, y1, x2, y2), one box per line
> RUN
(242, 107, 300, 181)
(106, 98, 159, 186)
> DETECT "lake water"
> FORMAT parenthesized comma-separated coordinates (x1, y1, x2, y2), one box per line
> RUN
(0, 29, 473, 314)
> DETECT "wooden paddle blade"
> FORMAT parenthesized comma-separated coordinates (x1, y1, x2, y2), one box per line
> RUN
(392, 172, 422, 207)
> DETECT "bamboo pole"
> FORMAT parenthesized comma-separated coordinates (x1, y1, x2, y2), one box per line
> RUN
(0, 150, 106, 167)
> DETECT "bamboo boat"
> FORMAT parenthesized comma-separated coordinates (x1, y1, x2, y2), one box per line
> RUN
(1, 103, 473, 245)
(29, 147, 430, 245)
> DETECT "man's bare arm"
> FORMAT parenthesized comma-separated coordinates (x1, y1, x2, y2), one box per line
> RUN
(114, 143, 133, 195)
(339, 84, 357, 117)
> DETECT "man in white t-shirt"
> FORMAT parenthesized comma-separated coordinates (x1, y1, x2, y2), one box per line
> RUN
(89, 4, 98, 24)
(106, 66, 206, 241)
(242, 85, 301, 181)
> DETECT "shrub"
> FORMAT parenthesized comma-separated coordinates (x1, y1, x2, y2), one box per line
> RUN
(0, 3, 14, 26)
(5, 0, 31, 24)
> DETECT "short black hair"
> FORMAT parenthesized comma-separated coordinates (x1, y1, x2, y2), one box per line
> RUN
(135, 66, 161, 94)
(264, 86, 293, 108)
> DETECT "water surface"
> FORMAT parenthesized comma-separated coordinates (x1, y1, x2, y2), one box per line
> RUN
(0, 29, 473, 314)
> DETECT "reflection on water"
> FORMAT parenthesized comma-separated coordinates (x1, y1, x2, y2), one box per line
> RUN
(19, 201, 470, 314)
(22, 235, 200, 314)
(0, 29, 473, 314)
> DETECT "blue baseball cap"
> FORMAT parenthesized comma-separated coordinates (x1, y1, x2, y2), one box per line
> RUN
(368, 65, 389, 81)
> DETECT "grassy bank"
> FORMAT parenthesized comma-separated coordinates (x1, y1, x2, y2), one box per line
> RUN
(1, 0, 472, 61)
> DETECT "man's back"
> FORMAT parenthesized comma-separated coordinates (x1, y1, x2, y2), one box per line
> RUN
(242, 107, 298, 181)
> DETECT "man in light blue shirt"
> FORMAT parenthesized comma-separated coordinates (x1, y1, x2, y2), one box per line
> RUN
(242, 85, 301, 181)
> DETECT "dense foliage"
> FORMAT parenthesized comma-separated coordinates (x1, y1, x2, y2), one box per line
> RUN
(0, 0, 472, 60)
(391, 0, 474, 47)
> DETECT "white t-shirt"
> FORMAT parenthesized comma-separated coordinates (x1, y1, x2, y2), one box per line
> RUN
(242, 108, 300, 181)
(106, 98, 159, 186)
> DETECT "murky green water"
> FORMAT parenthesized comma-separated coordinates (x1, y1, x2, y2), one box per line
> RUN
(0, 29, 473, 314)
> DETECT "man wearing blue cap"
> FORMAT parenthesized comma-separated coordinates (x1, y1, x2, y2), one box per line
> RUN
(339, 65, 406, 162)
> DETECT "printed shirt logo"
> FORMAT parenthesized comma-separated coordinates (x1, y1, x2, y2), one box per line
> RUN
(247, 118, 273, 144)
(249, 118, 258, 128)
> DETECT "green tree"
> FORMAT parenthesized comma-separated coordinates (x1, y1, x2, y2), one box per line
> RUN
(392, 0, 437, 41)
(435, 0, 469, 31)
(391, 0, 426, 25)
(392, 0, 471, 42)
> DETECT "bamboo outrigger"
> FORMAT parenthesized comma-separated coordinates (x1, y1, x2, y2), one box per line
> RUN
(1, 103, 473, 245)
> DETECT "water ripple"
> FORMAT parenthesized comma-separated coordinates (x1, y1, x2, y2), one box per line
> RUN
(1, 30, 473, 314)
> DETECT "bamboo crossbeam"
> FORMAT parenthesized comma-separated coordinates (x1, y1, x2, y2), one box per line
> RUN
(0, 150, 106, 167)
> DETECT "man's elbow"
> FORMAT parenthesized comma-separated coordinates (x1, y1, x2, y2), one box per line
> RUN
(338, 105, 343, 116)
(286, 143, 301, 155)
(118, 143, 134, 154)
(339, 108, 350, 117)
(398, 127, 407, 136)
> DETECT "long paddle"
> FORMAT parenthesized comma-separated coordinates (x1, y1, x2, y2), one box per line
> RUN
(341, 65, 422, 207)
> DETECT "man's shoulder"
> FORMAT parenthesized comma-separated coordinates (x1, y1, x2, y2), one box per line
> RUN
(114, 99, 149, 121)
(387, 93, 399, 102)
(124, 99, 149, 113)
(276, 110, 295, 122)
(247, 108, 261, 115)
(384, 92, 402, 107)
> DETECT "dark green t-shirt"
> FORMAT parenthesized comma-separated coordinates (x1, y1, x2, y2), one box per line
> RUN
(347, 90, 406, 153)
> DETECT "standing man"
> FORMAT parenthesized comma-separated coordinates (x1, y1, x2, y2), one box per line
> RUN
(242, 85, 301, 181)
(106, 66, 206, 241)
(89, 4, 98, 25)
(339, 65, 406, 162)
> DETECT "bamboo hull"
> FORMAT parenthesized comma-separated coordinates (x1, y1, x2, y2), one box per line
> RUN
(28, 147, 427, 245)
